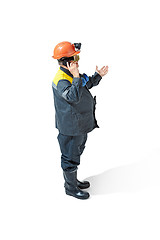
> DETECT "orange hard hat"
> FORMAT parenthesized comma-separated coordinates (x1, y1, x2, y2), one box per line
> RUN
(52, 41, 80, 59)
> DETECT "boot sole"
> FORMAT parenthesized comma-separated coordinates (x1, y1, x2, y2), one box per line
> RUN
(65, 190, 90, 200)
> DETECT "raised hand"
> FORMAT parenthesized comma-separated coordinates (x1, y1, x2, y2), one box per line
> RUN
(67, 62, 80, 78)
(96, 65, 108, 77)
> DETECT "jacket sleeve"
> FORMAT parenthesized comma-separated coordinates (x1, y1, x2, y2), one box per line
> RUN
(57, 77, 83, 103)
(86, 72, 102, 89)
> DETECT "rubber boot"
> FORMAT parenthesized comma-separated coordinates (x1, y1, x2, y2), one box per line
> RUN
(63, 170, 90, 200)
(77, 179, 90, 189)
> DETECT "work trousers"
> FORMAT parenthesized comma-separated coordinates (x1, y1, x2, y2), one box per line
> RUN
(57, 133, 88, 172)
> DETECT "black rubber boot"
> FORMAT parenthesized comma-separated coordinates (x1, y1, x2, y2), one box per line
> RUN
(77, 179, 90, 189)
(63, 170, 90, 200)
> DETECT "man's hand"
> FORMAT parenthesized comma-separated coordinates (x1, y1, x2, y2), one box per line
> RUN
(96, 65, 108, 77)
(67, 62, 80, 78)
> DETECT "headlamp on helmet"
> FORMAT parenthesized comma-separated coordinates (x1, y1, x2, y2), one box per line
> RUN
(74, 43, 81, 51)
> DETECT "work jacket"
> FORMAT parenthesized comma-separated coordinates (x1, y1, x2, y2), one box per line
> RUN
(52, 66, 102, 136)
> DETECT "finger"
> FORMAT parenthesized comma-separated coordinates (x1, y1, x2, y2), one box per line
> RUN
(103, 66, 108, 71)
(104, 69, 108, 74)
(96, 65, 98, 71)
(100, 66, 105, 70)
(103, 69, 108, 74)
(71, 61, 76, 67)
(67, 62, 70, 68)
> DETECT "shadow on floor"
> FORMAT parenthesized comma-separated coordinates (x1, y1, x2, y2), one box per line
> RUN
(85, 160, 150, 195)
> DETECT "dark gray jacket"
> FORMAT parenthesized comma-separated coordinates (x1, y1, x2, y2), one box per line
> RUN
(52, 66, 102, 136)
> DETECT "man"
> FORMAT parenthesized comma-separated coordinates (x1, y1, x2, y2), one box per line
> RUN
(52, 41, 108, 199)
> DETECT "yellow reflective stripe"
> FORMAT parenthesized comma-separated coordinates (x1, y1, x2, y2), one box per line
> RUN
(53, 68, 73, 86)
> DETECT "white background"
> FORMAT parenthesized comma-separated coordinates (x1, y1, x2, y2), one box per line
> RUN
(0, 0, 160, 239)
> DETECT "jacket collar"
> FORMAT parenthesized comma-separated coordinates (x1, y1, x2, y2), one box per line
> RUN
(60, 66, 73, 78)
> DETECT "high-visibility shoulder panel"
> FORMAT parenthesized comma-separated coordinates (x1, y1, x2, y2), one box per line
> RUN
(53, 68, 73, 86)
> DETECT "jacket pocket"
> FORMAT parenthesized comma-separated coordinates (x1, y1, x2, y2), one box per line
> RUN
(76, 111, 94, 132)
